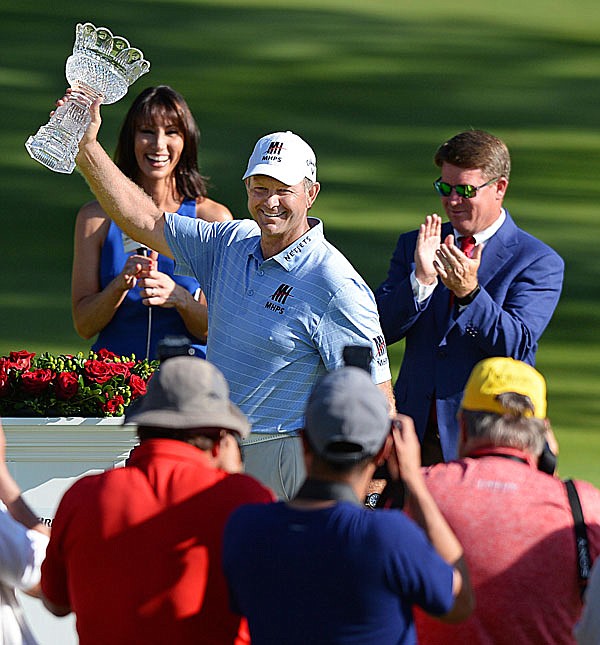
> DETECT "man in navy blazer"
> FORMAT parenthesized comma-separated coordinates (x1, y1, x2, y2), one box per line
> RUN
(375, 130, 564, 464)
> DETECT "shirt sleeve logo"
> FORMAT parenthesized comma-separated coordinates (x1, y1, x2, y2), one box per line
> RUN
(373, 335, 387, 358)
(372, 335, 389, 367)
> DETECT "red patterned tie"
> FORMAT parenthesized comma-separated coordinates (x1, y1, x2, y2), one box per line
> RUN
(449, 236, 476, 309)
(459, 235, 476, 258)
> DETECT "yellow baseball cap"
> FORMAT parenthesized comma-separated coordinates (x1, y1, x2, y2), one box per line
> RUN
(461, 357, 547, 419)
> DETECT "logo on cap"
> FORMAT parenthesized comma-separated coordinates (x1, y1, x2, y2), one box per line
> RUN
(266, 141, 284, 156)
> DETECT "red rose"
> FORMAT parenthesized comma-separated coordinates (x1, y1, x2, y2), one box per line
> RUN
(128, 374, 147, 399)
(84, 360, 115, 384)
(107, 362, 131, 379)
(21, 369, 54, 395)
(102, 394, 125, 415)
(8, 351, 35, 371)
(55, 371, 79, 400)
(0, 365, 11, 397)
(96, 348, 118, 361)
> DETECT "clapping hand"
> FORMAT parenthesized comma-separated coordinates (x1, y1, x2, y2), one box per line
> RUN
(415, 214, 442, 286)
(434, 234, 482, 298)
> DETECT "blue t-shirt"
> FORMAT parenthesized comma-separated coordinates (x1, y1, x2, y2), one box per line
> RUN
(222, 501, 454, 645)
(93, 199, 205, 360)
(164, 214, 391, 433)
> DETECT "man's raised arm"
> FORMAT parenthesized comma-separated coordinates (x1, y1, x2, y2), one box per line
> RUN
(74, 97, 172, 258)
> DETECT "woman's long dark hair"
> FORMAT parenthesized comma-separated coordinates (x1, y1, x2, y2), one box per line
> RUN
(114, 85, 208, 200)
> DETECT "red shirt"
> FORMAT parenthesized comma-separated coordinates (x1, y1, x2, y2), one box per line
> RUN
(41, 438, 274, 645)
(414, 448, 600, 644)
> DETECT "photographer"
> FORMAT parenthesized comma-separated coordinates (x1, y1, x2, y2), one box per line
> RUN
(413, 357, 600, 644)
(222, 367, 473, 644)
(41, 357, 273, 645)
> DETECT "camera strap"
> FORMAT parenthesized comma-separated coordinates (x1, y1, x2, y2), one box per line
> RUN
(294, 479, 361, 506)
(564, 479, 591, 599)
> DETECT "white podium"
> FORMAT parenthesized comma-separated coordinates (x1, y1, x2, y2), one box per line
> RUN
(3, 417, 137, 645)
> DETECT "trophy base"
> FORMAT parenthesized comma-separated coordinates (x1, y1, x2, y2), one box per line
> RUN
(25, 131, 77, 175)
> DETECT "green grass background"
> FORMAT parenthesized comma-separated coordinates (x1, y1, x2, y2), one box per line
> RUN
(1, 0, 599, 485)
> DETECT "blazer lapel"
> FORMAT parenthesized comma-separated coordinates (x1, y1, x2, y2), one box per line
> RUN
(477, 211, 518, 288)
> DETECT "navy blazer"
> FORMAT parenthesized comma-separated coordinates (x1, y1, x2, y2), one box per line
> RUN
(375, 212, 564, 460)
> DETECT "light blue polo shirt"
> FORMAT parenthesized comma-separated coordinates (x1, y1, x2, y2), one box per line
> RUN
(164, 214, 391, 434)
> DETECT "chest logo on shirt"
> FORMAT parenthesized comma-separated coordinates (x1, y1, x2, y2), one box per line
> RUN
(271, 284, 294, 304)
(265, 283, 294, 314)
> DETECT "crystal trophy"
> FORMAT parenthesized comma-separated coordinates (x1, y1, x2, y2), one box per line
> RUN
(25, 22, 151, 174)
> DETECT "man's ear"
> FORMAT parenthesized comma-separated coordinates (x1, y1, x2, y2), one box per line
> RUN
(495, 176, 509, 200)
(306, 182, 321, 209)
(211, 430, 229, 458)
(374, 433, 394, 467)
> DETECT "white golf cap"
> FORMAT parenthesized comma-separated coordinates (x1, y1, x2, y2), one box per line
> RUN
(242, 131, 317, 185)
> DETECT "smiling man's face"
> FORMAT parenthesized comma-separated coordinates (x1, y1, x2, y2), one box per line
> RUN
(246, 175, 320, 257)
(438, 163, 508, 236)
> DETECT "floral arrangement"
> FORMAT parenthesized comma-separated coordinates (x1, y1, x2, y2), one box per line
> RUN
(0, 349, 159, 418)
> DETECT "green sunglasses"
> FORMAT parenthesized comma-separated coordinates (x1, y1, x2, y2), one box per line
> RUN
(433, 176, 499, 199)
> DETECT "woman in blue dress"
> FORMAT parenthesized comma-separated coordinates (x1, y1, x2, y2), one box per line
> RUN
(71, 86, 232, 360)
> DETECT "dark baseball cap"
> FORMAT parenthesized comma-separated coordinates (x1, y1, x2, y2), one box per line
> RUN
(304, 367, 390, 463)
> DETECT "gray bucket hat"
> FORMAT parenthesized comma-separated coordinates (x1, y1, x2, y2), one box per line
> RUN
(124, 357, 250, 438)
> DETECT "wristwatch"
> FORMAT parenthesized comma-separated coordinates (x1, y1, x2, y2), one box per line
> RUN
(456, 284, 480, 307)
(364, 492, 380, 509)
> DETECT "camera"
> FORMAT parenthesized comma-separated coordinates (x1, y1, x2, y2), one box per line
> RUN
(342, 345, 372, 373)
(538, 441, 557, 475)
(156, 335, 199, 362)
(341, 345, 401, 508)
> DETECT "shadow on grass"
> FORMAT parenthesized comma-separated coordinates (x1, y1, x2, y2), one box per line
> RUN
(2, 1, 600, 479)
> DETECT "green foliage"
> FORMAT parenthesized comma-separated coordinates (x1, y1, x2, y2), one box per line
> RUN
(1, 0, 599, 483)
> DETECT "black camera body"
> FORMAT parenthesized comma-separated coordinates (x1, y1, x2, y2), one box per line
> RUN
(342, 345, 372, 373)
(156, 335, 198, 362)
(538, 442, 558, 475)
(341, 345, 400, 508)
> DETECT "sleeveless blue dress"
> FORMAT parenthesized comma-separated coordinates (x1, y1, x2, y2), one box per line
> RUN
(92, 199, 206, 360)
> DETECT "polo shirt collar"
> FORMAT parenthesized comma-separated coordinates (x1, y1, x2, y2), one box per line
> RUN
(127, 438, 213, 468)
(466, 445, 537, 467)
(250, 218, 324, 271)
